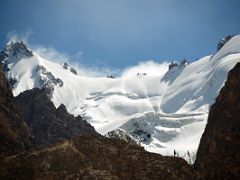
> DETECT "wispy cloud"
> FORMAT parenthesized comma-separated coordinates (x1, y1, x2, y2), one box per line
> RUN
(6, 30, 119, 76)
(7, 30, 70, 64)
(33, 45, 70, 64)
(6, 30, 169, 78)
(7, 29, 33, 44)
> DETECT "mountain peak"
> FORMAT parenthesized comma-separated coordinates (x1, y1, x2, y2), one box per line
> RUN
(4, 40, 33, 58)
(0, 41, 33, 65)
(0, 40, 34, 75)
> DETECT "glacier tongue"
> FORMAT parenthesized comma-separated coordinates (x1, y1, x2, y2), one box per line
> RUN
(1, 36, 240, 164)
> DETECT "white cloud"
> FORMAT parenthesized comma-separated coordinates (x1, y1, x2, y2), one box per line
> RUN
(6, 30, 69, 64)
(121, 61, 169, 78)
(31, 42, 120, 77)
(69, 59, 120, 77)
(33, 45, 70, 64)
(32, 44, 119, 77)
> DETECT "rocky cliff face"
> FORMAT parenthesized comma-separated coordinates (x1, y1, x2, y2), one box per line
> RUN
(15, 88, 97, 147)
(195, 62, 240, 179)
(0, 65, 34, 157)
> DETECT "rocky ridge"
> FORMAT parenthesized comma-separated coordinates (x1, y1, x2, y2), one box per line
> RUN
(0, 135, 194, 180)
(15, 88, 97, 148)
(195, 62, 240, 179)
(0, 65, 34, 157)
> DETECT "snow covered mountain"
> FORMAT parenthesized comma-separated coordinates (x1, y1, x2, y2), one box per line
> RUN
(1, 35, 240, 163)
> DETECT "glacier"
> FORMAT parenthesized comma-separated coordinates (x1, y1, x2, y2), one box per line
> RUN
(1, 35, 240, 164)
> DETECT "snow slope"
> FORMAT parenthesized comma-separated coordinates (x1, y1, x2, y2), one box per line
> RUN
(1, 35, 240, 163)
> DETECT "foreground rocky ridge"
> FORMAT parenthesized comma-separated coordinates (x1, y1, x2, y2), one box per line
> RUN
(0, 135, 194, 179)
(195, 62, 240, 179)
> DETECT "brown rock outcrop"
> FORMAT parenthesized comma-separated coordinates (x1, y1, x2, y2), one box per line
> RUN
(195, 63, 240, 179)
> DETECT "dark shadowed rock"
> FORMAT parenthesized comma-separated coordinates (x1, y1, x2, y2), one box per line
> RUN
(14, 88, 97, 147)
(70, 67, 78, 75)
(194, 63, 240, 179)
(0, 65, 34, 157)
(62, 62, 69, 69)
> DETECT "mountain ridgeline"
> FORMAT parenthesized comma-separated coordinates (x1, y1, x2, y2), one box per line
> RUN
(0, 37, 239, 179)
(1, 36, 240, 163)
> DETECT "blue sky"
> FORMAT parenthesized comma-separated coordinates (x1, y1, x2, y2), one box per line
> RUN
(1, 0, 240, 68)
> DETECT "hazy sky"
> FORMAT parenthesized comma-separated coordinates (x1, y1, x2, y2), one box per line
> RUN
(1, 0, 240, 68)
